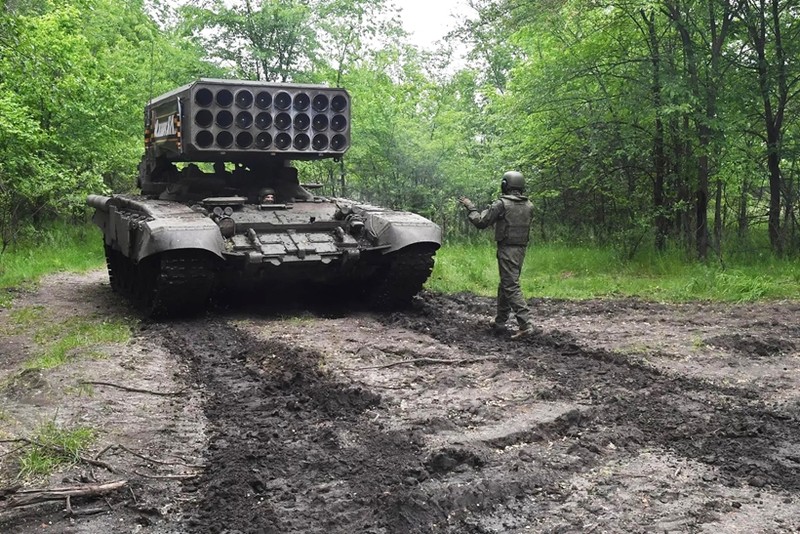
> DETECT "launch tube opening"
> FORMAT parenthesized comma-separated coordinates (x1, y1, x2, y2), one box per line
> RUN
(275, 133, 291, 150)
(294, 92, 310, 111)
(312, 134, 328, 151)
(294, 113, 310, 131)
(235, 90, 254, 108)
(256, 91, 272, 109)
(331, 95, 347, 112)
(196, 130, 214, 148)
(293, 133, 310, 150)
(236, 111, 253, 128)
(331, 115, 347, 132)
(195, 88, 213, 107)
(312, 114, 329, 131)
(216, 110, 233, 128)
(195, 109, 213, 128)
(255, 132, 272, 148)
(275, 113, 291, 130)
(331, 134, 347, 151)
(312, 94, 329, 112)
(255, 112, 272, 129)
(216, 89, 234, 107)
(236, 132, 254, 148)
(216, 131, 233, 148)
(275, 92, 291, 110)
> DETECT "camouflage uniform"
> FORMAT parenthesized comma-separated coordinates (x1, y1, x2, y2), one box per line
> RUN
(466, 193, 534, 330)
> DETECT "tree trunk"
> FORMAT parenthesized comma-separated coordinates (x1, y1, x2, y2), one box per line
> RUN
(667, 0, 708, 259)
(713, 178, 723, 252)
(644, 9, 668, 252)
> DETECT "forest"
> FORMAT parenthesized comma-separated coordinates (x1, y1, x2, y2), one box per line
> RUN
(1, 0, 800, 260)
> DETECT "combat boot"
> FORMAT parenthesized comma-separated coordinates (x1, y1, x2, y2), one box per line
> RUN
(489, 318, 508, 332)
(510, 327, 533, 340)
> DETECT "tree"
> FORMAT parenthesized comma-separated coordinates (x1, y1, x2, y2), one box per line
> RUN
(0, 0, 217, 246)
(736, 0, 800, 254)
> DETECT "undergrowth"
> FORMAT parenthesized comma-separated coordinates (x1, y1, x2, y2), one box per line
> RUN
(0, 222, 104, 307)
(26, 314, 131, 370)
(428, 241, 800, 302)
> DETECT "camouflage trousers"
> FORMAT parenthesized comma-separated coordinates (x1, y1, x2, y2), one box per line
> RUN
(495, 244, 531, 329)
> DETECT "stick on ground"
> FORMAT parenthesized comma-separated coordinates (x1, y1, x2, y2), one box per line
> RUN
(79, 381, 185, 397)
(350, 356, 500, 370)
(0, 480, 127, 510)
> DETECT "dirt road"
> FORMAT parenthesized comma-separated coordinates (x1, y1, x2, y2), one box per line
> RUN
(1, 271, 799, 533)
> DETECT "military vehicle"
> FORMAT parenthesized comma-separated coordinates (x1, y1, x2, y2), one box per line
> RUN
(87, 79, 441, 316)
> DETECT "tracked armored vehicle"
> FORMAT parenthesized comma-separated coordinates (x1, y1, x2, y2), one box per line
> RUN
(88, 79, 441, 316)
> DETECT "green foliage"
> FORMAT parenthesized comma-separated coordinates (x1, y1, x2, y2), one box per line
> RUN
(8, 305, 46, 328)
(0, 0, 219, 246)
(2, 0, 799, 271)
(180, 0, 317, 81)
(427, 241, 498, 296)
(18, 421, 95, 479)
(179, 0, 403, 83)
(1, 237, 133, 368)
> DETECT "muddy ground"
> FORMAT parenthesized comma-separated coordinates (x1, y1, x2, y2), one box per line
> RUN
(1, 270, 799, 533)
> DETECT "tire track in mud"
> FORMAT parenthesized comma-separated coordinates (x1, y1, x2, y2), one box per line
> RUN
(154, 319, 455, 534)
(152, 316, 593, 533)
(148, 292, 800, 533)
(387, 293, 800, 494)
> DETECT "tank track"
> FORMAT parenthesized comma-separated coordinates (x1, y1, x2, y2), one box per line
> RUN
(368, 246, 437, 309)
(104, 245, 216, 318)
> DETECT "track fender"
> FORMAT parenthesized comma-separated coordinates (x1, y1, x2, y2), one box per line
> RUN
(136, 218, 225, 262)
(362, 210, 442, 254)
(89, 195, 225, 262)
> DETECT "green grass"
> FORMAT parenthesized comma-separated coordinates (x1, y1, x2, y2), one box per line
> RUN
(428, 242, 800, 302)
(0, 223, 105, 306)
(2, 303, 132, 370)
(7, 305, 46, 328)
(25, 315, 132, 370)
(17, 421, 95, 479)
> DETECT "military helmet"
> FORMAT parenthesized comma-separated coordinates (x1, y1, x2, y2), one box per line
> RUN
(258, 187, 276, 203)
(501, 171, 525, 193)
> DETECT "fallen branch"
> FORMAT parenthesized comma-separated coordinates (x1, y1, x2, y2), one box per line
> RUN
(133, 471, 199, 480)
(70, 505, 109, 517)
(116, 444, 206, 469)
(349, 356, 500, 370)
(79, 381, 185, 397)
(0, 480, 127, 510)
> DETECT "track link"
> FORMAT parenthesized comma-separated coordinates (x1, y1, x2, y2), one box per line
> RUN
(104, 245, 216, 318)
(368, 245, 437, 309)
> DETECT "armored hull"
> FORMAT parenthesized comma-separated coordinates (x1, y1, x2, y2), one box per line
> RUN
(89, 191, 440, 316)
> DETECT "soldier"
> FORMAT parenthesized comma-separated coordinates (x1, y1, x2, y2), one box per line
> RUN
(258, 187, 276, 204)
(459, 171, 534, 339)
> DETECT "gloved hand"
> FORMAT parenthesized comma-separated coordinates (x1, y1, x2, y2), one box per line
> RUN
(458, 197, 476, 211)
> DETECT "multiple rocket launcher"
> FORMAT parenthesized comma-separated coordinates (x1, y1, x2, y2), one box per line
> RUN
(145, 79, 351, 162)
(89, 78, 440, 316)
